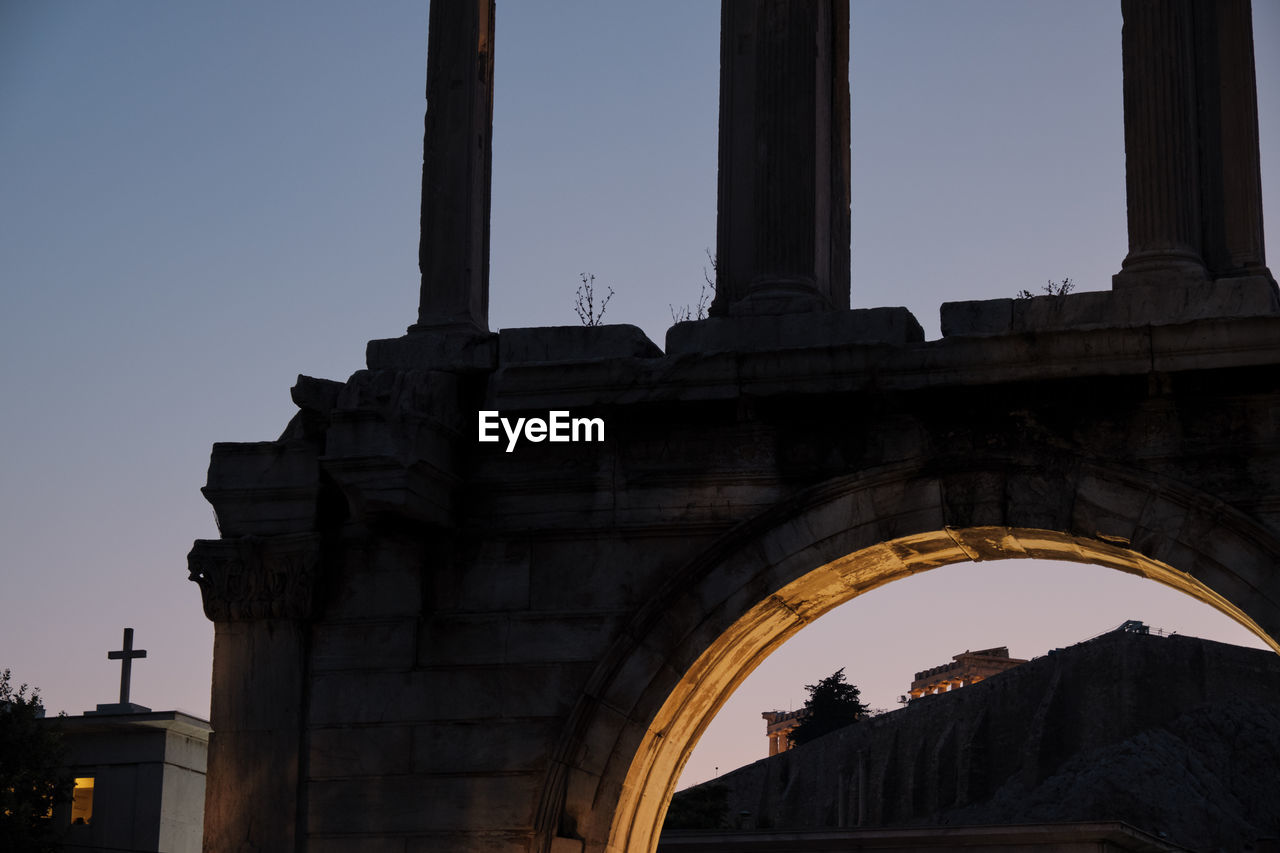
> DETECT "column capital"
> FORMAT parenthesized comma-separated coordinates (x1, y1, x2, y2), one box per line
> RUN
(188, 534, 322, 622)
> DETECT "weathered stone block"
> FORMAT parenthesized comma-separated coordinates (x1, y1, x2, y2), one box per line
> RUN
(666, 307, 923, 354)
(291, 374, 343, 417)
(203, 441, 321, 536)
(528, 539, 665, 611)
(499, 324, 662, 364)
(1071, 473, 1150, 545)
(366, 329, 498, 372)
(419, 615, 512, 666)
(208, 620, 307, 732)
(504, 614, 621, 664)
(941, 278, 1280, 337)
(412, 719, 559, 774)
(308, 725, 414, 779)
(204, 729, 299, 852)
(325, 563, 423, 621)
(307, 774, 538, 834)
(312, 619, 419, 672)
(869, 476, 945, 542)
(433, 539, 531, 613)
(309, 664, 593, 727)
(308, 672, 437, 726)
(938, 298, 1013, 337)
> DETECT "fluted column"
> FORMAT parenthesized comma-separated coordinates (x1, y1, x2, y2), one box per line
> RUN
(1115, 0, 1274, 291)
(713, 0, 851, 316)
(1114, 0, 1208, 289)
(1193, 0, 1271, 281)
(414, 0, 496, 333)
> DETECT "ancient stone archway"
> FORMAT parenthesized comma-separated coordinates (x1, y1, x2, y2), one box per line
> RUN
(570, 458, 1280, 852)
(188, 1, 1280, 851)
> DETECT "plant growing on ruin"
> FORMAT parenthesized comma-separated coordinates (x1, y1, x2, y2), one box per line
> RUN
(574, 273, 614, 326)
(670, 249, 717, 324)
(1016, 277, 1075, 299)
(788, 667, 869, 746)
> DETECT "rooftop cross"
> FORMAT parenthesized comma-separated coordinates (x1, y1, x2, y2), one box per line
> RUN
(107, 627, 147, 705)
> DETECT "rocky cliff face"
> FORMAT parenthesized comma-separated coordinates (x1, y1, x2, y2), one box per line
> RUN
(668, 632, 1280, 851)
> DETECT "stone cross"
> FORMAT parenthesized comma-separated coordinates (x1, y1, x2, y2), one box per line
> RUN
(713, 0, 851, 317)
(413, 0, 496, 335)
(107, 627, 147, 706)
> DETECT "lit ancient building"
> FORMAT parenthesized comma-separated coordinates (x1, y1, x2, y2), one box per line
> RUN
(908, 646, 1027, 698)
(761, 709, 808, 756)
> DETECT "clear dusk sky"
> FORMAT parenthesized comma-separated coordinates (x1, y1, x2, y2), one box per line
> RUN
(1, 1, 1277, 790)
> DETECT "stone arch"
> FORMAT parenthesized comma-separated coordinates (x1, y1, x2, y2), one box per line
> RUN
(534, 455, 1280, 853)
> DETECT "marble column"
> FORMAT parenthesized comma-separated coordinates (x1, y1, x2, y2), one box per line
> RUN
(1114, 0, 1207, 289)
(1115, 0, 1274, 290)
(713, 0, 851, 316)
(414, 0, 496, 333)
(1192, 0, 1271, 282)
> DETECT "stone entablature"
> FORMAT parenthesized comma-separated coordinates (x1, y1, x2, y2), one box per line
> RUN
(909, 646, 1026, 698)
(761, 709, 808, 756)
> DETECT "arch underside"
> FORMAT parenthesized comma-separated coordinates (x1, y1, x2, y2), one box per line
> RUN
(535, 457, 1280, 853)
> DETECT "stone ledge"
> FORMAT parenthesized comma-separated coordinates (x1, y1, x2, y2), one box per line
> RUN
(488, 316, 1280, 411)
(941, 277, 1280, 337)
(366, 329, 498, 372)
(499, 324, 661, 364)
(665, 307, 924, 355)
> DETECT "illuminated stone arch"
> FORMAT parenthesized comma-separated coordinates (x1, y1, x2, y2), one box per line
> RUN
(534, 456, 1280, 853)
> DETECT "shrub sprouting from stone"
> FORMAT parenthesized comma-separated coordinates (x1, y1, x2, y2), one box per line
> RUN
(670, 249, 717, 324)
(1017, 277, 1075, 299)
(575, 273, 614, 326)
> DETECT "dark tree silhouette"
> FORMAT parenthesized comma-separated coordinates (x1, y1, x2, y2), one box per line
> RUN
(0, 670, 69, 853)
(789, 667, 869, 747)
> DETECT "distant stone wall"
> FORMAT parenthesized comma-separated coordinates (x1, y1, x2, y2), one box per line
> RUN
(672, 632, 1280, 851)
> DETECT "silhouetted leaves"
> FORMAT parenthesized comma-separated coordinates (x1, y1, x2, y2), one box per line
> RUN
(789, 667, 869, 747)
(0, 670, 70, 853)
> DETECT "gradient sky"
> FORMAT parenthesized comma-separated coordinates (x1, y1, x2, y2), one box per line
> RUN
(2, 1, 1277, 791)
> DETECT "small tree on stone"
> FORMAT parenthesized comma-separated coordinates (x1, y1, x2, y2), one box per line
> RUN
(670, 249, 717, 324)
(1016, 277, 1075, 299)
(575, 273, 614, 327)
(788, 667, 869, 747)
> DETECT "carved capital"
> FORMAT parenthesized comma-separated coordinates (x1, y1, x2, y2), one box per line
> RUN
(188, 534, 322, 622)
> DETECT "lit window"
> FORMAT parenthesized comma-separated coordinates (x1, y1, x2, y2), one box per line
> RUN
(70, 777, 93, 825)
